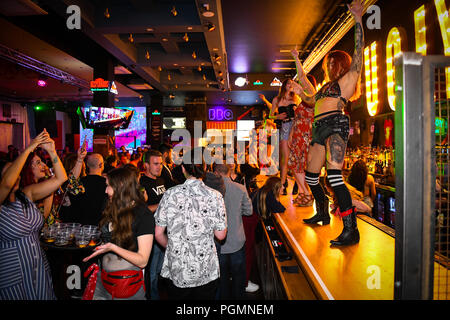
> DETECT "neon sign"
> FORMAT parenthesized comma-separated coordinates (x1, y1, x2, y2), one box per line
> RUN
(270, 77, 282, 87)
(90, 78, 118, 95)
(414, 5, 427, 55)
(253, 80, 263, 86)
(386, 27, 402, 111)
(364, 41, 379, 116)
(208, 107, 233, 121)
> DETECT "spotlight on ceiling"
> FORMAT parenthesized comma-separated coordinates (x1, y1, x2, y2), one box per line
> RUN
(234, 76, 247, 87)
(206, 22, 216, 32)
(171, 6, 177, 16)
(169, 93, 175, 100)
(104, 8, 110, 18)
(202, 4, 215, 17)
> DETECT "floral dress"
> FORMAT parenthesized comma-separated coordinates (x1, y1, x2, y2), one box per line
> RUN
(288, 102, 314, 173)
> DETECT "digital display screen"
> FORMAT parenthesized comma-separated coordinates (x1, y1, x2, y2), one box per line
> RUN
(79, 106, 134, 130)
(163, 117, 186, 129)
(237, 120, 255, 141)
(80, 106, 146, 151)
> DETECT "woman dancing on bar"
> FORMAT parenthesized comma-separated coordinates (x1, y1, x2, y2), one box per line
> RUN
(268, 79, 301, 195)
(291, 0, 364, 246)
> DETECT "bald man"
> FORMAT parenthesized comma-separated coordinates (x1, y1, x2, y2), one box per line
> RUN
(74, 153, 107, 226)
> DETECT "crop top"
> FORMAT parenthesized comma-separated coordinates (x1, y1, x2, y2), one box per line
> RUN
(314, 81, 348, 105)
(277, 104, 296, 120)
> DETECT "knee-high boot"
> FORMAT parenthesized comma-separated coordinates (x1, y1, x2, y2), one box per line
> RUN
(330, 207, 360, 246)
(303, 198, 330, 225)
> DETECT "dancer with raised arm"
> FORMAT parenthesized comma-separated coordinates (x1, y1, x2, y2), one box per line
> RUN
(292, 0, 364, 246)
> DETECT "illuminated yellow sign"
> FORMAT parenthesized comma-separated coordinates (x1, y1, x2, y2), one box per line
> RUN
(386, 27, 402, 111)
(364, 41, 378, 116)
(435, 0, 450, 98)
(414, 5, 427, 55)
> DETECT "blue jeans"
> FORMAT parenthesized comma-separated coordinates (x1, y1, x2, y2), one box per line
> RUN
(149, 242, 164, 300)
(218, 245, 246, 300)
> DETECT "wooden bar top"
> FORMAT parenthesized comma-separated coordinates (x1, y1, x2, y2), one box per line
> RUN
(273, 191, 395, 300)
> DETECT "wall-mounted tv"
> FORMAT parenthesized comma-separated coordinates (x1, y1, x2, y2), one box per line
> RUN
(77, 106, 134, 130)
(163, 117, 186, 129)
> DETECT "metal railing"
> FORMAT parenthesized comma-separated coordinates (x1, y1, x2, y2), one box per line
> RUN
(394, 52, 450, 300)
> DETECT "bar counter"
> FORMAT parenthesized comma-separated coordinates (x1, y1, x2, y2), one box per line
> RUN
(256, 177, 449, 300)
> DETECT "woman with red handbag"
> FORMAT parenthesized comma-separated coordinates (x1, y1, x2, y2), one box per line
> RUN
(82, 167, 154, 300)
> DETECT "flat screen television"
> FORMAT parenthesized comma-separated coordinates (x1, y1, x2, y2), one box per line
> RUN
(77, 106, 134, 130)
(163, 117, 186, 129)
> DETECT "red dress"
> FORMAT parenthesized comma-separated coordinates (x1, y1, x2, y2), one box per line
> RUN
(288, 102, 314, 173)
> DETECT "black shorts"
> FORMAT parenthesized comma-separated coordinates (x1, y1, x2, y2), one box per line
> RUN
(310, 113, 350, 146)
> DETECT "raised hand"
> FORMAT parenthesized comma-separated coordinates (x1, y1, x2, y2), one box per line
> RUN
(40, 136, 56, 154)
(29, 129, 50, 150)
(77, 140, 88, 161)
(348, 0, 363, 21)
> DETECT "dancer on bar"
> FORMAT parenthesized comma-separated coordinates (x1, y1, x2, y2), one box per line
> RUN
(268, 80, 301, 195)
(292, 0, 364, 246)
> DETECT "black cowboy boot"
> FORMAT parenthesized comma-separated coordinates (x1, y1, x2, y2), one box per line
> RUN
(303, 198, 330, 225)
(330, 207, 360, 246)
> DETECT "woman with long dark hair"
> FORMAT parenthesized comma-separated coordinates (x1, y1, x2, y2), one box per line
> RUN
(348, 159, 376, 211)
(252, 176, 285, 221)
(292, 0, 364, 246)
(82, 167, 154, 300)
(269, 79, 301, 195)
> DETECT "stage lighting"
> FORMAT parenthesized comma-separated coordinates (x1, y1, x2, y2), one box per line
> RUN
(37, 76, 47, 87)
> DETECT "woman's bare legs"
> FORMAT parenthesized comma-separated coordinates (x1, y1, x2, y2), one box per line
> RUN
(280, 140, 289, 190)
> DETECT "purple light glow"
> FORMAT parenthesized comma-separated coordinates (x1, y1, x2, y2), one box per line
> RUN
(37, 79, 47, 87)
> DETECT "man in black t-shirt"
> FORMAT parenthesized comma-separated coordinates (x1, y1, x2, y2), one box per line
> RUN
(158, 143, 175, 189)
(139, 149, 166, 300)
(75, 153, 108, 226)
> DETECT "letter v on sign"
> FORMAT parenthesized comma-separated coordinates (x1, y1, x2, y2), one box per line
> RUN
(435, 0, 450, 98)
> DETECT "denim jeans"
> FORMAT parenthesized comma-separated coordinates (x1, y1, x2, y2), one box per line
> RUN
(148, 242, 164, 300)
(218, 245, 246, 300)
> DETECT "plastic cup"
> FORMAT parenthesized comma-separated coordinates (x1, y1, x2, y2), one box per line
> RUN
(43, 225, 57, 243)
(88, 230, 102, 247)
(54, 228, 70, 246)
(75, 231, 90, 248)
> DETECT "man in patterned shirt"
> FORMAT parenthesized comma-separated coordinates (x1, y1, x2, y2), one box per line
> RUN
(154, 149, 227, 299)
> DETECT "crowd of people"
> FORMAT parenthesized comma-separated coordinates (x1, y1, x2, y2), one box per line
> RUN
(0, 0, 372, 301)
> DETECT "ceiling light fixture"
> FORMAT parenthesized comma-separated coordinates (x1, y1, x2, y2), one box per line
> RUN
(183, 33, 189, 42)
(198, 65, 202, 71)
(104, 8, 110, 18)
(202, 4, 215, 17)
(145, 50, 150, 60)
(171, 6, 177, 16)
(158, 66, 162, 72)
(202, 74, 206, 81)
(128, 33, 134, 43)
(192, 51, 197, 59)
(168, 74, 172, 81)
(146, 28, 154, 32)
(214, 54, 221, 61)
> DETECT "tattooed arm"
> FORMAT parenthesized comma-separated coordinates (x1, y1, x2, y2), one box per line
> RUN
(339, 0, 364, 100)
(23, 137, 68, 202)
(291, 47, 316, 106)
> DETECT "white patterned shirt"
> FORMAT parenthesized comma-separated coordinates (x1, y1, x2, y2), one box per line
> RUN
(154, 178, 227, 288)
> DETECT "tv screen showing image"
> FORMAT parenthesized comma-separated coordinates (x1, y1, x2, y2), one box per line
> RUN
(78, 106, 134, 130)
(376, 193, 385, 223)
(80, 106, 146, 151)
(237, 120, 255, 141)
(163, 117, 186, 129)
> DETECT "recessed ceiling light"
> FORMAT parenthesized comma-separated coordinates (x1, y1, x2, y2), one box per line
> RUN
(187, 26, 193, 30)
(162, 38, 168, 42)
(202, 4, 215, 17)
(146, 28, 154, 32)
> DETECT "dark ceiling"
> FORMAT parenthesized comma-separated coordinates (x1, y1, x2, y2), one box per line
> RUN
(0, 0, 358, 106)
